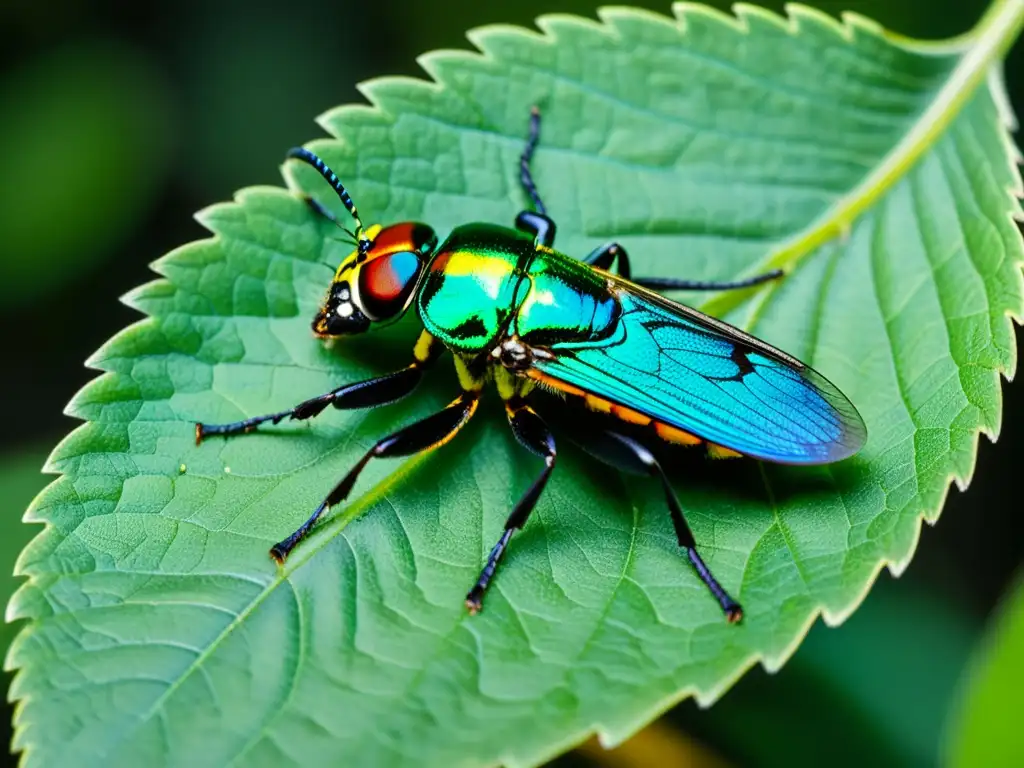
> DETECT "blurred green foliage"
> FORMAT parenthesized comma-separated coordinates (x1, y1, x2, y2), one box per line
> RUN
(0, 451, 46, 657)
(0, 41, 173, 305)
(945, 575, 1024, 767)
(675, 578, 978, 767)
(173, 1, 367, 196)
(0, 1, 1020, 766)
(0, 451, 47, 764)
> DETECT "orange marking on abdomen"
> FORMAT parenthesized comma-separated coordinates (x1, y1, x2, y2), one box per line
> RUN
(654, 422, 703, 447)
(584, 394, 613, 414)
(610, 404, 651, 426)
(707, 443, 743, 459)
(527, 371, 714, 451)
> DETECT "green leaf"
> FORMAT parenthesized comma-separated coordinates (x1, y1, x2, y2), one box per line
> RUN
(8, 2, 1024, 766)
(945, 575, 1024, 767)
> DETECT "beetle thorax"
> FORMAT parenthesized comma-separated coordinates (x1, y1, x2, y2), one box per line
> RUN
(417, 223, 537, 353)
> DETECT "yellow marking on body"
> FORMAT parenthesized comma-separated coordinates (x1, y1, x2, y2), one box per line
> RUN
(526, 371, 705, 445)
(611, 404, 652, 426)
(528, 377, 568, 399)
(654, 423, 703, 447)
(453, 356, 484, 392)
(494, 367, 536, 401)
(437, 251, 514, 300)
(707, 443, 743, 459)
(427, 396, 479, 450)
(413, 330, 435, 363)
(331, 225, 382, 280)
(494, 367, 518, 401)
(332, 255, 356, 281)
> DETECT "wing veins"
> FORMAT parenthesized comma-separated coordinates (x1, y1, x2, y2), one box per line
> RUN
(750, 363, 842, 429)
(535, 276, 862, 462)
(635, 326, 827, 440)
(562, 347, 816, 448)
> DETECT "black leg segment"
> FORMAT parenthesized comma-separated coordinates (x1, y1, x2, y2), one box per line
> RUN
(585, 241, 781, 293)
(514, 106, 558, 249)
(271, 392, 480, 563)
(637, 270, 783, 292)
(515, 210, 557, 249)
(573, 428, 743, 623)
(302, 195, 340, 225)
(195, 363, 428, 444)
(196, 335, 443, 444)
(520, 106, 547, 216)
(584, 242, 631, 279)
(465, 399, 557, 614)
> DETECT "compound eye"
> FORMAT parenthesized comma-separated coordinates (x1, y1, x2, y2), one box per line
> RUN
(357, 251, 422, 320)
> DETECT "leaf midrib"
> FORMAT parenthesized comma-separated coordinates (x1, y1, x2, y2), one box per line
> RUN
(90, 2, 1024, 760)
(700, 0, 1024, 321)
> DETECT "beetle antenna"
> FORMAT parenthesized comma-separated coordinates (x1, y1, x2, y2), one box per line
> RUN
(286, 147, 370, 252)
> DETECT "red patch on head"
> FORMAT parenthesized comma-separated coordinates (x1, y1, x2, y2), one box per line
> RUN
(358, 251, 422, 319)
(363, 255, 409, 303)
(354, 222, 436, 320)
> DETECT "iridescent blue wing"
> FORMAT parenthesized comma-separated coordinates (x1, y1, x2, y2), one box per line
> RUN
(528, 280, 866, 465)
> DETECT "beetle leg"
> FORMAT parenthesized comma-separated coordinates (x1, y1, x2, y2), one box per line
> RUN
(465, 398, 557, 614)
(270, 390, 479, 563)
(519, 105, 547, 216)
(195, 331, 442, 443)
(584, 242, 632, 279)
(515, 210, 557, 249)
(301, 195, 339, 225)
(637, 271, 783, 291)
(571, 427, 743, 623)
(513, 107, 558, 249)
(585, 241, 779, 292)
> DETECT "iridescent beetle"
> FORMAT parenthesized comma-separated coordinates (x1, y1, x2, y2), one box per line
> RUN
(197, 109, 866, 622)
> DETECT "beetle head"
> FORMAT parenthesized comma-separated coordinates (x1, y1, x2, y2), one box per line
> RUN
(285, 147, 438, 338)
(312, 221, 437, 337)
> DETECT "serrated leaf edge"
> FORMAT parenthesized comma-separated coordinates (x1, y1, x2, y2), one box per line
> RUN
(7, 4, 1024, 767)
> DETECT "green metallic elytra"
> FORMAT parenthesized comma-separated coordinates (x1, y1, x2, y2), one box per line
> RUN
(418, 223, 621, 354)
(195, 108, 866, 623)
(518, 244, 621, 345)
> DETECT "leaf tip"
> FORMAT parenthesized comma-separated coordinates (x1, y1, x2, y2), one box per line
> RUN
(193, 201, 232, 233)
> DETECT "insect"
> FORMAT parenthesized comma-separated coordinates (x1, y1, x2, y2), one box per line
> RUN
(196, 108, 866, 622)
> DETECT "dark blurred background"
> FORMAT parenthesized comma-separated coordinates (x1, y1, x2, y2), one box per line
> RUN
(0, 1, 1020, 766)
